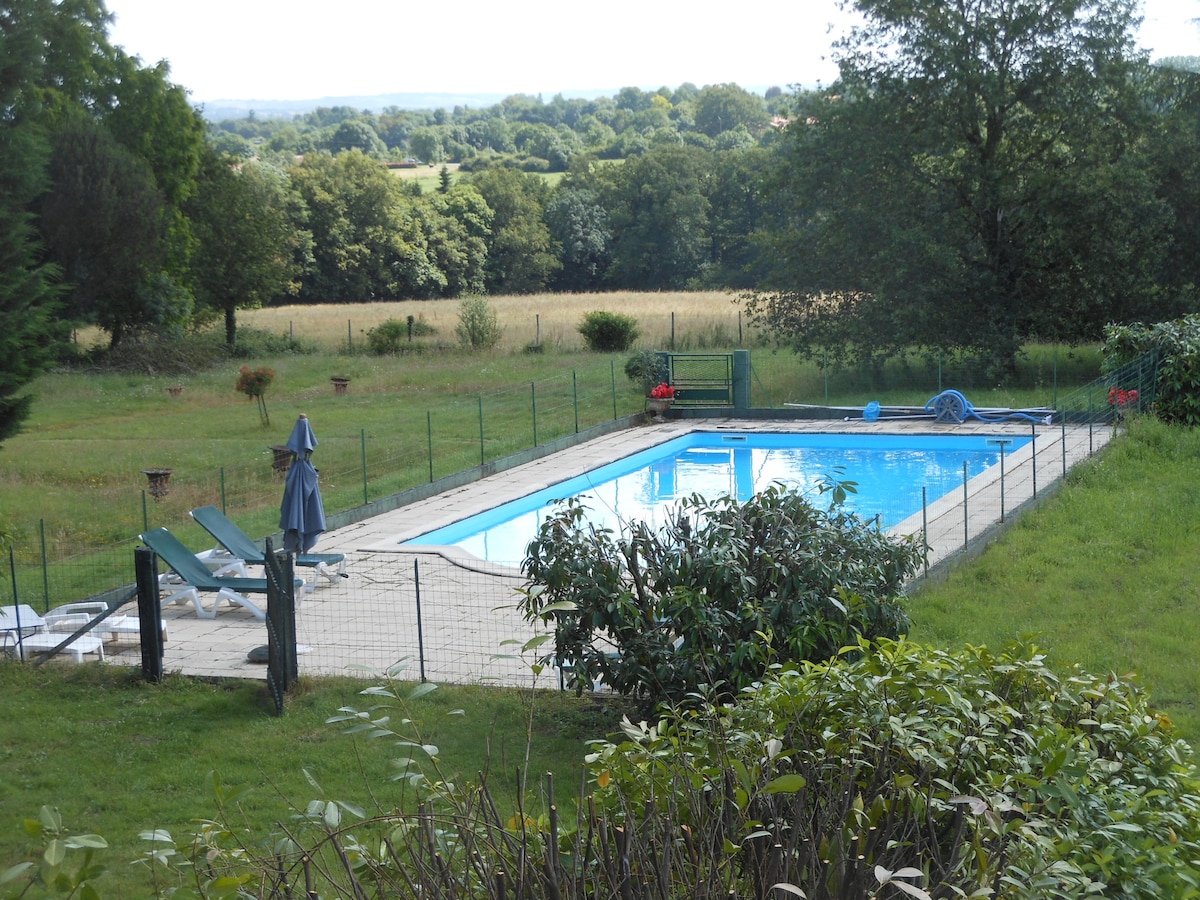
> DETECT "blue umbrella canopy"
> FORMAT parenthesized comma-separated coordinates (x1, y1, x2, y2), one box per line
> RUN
(280, 414, 326, 553)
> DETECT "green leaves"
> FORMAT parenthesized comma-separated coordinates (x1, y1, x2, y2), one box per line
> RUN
(518, 486, 923, 707)
(587, 639, 1200, 898)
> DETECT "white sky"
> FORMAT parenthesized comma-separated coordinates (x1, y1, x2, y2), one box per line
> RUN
(104, 0, 1200, 104)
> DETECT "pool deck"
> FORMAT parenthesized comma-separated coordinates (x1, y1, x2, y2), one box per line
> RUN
(102, 416, 1113, 684)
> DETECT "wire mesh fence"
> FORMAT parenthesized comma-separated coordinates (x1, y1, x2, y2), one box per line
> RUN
(0, 366, 636, 618)
(1057, 351, 1159, 424)
(2, 354, 1138, 679)
(28, 417, 1110, 685)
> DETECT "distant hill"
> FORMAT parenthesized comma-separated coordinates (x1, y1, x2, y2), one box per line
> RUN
(198, 89, 620, 121)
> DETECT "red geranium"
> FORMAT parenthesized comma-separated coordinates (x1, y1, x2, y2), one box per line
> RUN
(1107, 386, 1139, 408)
(649, 383, 676, 399)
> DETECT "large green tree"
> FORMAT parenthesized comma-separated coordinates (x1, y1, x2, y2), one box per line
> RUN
(693, 83, 768, 139)
(39, 117, 170, 346)
(469, 167, 559, 294)
(0, 0, 112, 444)
(0, 0, 71, 448)
(545, 186, 611, 291)
(749, 0, 1169, 378)
(416, 184, 492, 297)
(290, 150, 444, 301)
(599, 144, 713, 290)
(187, 151, 309, 346)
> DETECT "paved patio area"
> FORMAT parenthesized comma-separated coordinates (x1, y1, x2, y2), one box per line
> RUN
(102, 416, 1114, 684)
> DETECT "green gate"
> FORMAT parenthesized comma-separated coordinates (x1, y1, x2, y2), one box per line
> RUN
(658, 352, 734, 406)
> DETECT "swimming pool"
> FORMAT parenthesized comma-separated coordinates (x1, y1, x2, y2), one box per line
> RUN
(406, 431, 1030, 565)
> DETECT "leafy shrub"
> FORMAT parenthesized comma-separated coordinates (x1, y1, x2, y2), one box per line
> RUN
(230, 326, 315, 358)
(586, 639, 1200, 899)
(455, 294, 502, 350)
(366, 316, 437, 355)
(13, 645, 1195, 898)
(623, 349, 662, 394)
(1103, 314, 1200, 424)
(519, 484, 924, 707)
(578, 310, 640, 352)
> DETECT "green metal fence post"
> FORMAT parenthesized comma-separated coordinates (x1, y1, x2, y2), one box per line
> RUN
(1031, 423, 1037, 498)
(987, 439, 1012, 523)
(572, 371, 579, 434)
(611, 360, 617, 420)
(38, 520, 48, 614)
(963, 461, 969, 550)
(478, 396, 485, 467)
(8, 547, 19, 625)
(39, 519, 49, 612)
(220, 467, 226, 513)
(999, 446, 1006, 522)
(1053, 347, 1059, 410)
(142, 491, 149, 533)
(531, 382, 538, 447)
(922, 487, 929, 577)
(361, 429, 368, 505)
(1061, 418, 1067, 478)
(427, 411, 434, 483)
(414, 558, 426, 683)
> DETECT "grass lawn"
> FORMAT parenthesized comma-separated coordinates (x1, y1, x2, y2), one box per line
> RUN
(910, 416, 1200, 738)
(0, 663, 624, 896)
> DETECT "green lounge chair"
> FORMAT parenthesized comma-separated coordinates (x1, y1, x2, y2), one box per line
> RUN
(189, 505, 347, 589)
(138, 527, 303, 620)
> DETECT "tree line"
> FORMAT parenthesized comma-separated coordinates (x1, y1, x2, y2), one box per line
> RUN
(2, 0, 1199, 444)
(205, 82, 783, 170)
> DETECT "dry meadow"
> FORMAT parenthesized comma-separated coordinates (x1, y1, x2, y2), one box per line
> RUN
(240, 290, 757, 353)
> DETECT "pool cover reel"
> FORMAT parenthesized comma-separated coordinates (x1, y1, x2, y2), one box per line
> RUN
(848, 391, 1052, 425)
(925, 390, 1051, 425)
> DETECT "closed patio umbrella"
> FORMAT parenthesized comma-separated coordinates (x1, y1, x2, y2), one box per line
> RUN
(280, 414, 326, 553)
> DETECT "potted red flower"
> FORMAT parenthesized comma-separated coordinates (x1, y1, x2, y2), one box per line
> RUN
(646, 383, 676, 418)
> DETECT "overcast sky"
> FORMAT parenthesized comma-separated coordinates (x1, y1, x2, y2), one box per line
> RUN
(104, 0, 1200, 104)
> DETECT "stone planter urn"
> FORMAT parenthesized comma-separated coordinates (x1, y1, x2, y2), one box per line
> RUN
(645, 397, 675, 419)
(331, 376, 351, 396)
(141, 468, 174, 501)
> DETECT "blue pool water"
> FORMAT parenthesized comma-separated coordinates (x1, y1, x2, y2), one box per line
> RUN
(407, 432, 1030, 565)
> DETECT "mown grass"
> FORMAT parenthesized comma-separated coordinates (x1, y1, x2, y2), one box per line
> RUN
(910, 416, 1200, 739)
(0, 663, 626, 895)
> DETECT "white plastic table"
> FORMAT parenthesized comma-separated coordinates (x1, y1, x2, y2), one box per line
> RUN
(1, 605, 48, 658)
(0, 604, 46, 635)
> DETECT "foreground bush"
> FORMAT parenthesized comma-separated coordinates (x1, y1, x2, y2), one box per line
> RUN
(519, 485, 924, 706)
(587, 639, 1200, 898)
(10, 644, 1194, 898)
